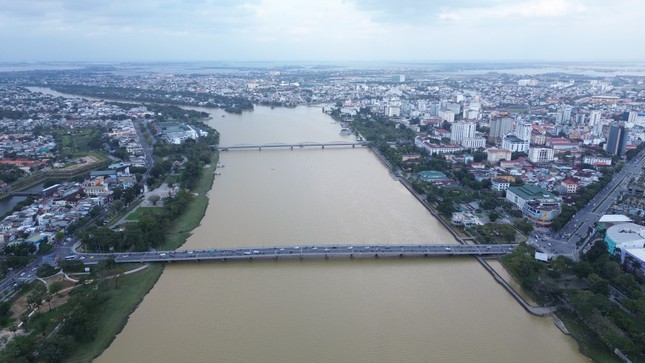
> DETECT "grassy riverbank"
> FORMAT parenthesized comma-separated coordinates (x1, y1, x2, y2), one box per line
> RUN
(556, 310, 622, 363)
(69, 264, 164, 362)
(66, 152, 219, 362)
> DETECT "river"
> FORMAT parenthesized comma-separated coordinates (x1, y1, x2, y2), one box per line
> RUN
(28, 88, 586, 362)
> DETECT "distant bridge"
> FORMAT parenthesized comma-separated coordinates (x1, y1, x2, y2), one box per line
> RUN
(77, 243, 518, 264)
(213, 141, 370, 151)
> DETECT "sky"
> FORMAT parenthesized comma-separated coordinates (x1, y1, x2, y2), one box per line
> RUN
(0, 0, 643, 62)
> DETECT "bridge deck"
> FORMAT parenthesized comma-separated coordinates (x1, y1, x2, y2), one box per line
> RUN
(79, 244, 518, 264)
(216, 141, 369, 151)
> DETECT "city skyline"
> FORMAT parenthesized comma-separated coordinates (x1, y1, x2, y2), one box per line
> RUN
(1, 0, 644, 62)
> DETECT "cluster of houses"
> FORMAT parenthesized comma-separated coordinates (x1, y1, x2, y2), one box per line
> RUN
(0, 163, 139, 251)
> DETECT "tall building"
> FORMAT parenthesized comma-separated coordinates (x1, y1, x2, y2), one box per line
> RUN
(528, 147, 555, 163)
(628, 111, 638, 123)
(592, 121, 604, 137)
(575, 114, 585, 124)
(450, 121, 476, 144)
(514, 122, 532, 142)
(439, 110, 455, 123)
(607, 122, 629, 157)
(489, 117, 513, 140)
(563, 107, 572, 123)
(589, 110, 602, 126)
(555, 111, 564, 124)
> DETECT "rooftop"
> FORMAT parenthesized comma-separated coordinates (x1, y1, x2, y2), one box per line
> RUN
(606, 223, 645, 245)
(507, 185, 556, 200)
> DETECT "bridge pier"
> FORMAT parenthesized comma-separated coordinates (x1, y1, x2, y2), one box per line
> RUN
(352, 144, 355, 148)
(322, 145, 325, 149)
(290, 145, 293, 150)
(258, 146, 262, 151)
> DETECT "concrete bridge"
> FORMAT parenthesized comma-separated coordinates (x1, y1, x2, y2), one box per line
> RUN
(77, 243, 518, 264)
(214, 141, 369, 151)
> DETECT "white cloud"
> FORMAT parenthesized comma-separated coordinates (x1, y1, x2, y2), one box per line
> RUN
(439, 0, 587, 22)
(0, 0, 643, 61)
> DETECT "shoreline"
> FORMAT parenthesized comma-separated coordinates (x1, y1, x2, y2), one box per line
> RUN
(73, 152, 219, 362)
(369, 146, 557, 317)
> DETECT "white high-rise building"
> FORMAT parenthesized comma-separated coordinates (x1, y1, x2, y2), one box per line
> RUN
(563, 107, 573, 123)
(515, 122, 533, 142)
(439, 110, 455, 123)
(629, 111, 638, 123)
(555, 111, 564, 124)
(589, 110, 602, 126)
(529, 147, 555, 163)
(592, 122, 604, 137)
(450, 121, 476, 144)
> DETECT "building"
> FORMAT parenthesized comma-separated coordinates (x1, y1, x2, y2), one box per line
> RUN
(517, 79, 539, 86)
(506, 185, 562, 226)
(414, 137, 464, 155)
(491, 178, 510, 191)
(555, 111, 564, 124)
(502, 134, 529, 152)
(514, 122, 533, 142)
(562, 107, 572, 123)
(604, 223, 645, 255)
(622, 248, 645, 274)
(159, 123, 200, 145)
(591, 95, 620, 104)
(607, 122, 629, 157)
(561, 179, 578, 194)
(451, 212, 482, 227)
(489, 117, 514, 140)
(438, 110, 455, 123)
(486, 148, 512, 164)
(583, 156, 612, 166)
(589, 110, 602, 126)
(461, 137, 486, 149)
(528, 147, 554, 164)
(450, 121, 476, 144)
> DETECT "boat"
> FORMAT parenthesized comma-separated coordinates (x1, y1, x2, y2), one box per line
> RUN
(339, 128, 352, 136)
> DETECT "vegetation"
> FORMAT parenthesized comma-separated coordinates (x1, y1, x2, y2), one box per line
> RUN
(0, 164, 27, 183)
(50, 85, 254, 113)
(502, 241, 645, 362)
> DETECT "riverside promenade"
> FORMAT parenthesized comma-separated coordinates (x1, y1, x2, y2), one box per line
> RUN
(371, 147, 556, 317)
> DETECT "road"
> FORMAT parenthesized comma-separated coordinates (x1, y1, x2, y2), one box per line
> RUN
(0, 237, 78, 301)
(530, 147, 645, 259)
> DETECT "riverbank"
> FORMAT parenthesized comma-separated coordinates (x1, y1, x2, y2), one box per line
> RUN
(369, 147, 559, 318)
(67, 152, 219, 362)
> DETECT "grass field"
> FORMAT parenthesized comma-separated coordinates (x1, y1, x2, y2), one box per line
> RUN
(69, 264, 164, 363)
(125, 207, 164, 221)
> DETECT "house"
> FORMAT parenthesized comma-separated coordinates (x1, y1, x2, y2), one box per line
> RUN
(491, 178, 510, 191)
(561, 179, 578, 194)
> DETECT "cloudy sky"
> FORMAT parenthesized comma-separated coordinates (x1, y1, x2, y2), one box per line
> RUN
(0, 0, 643, 62)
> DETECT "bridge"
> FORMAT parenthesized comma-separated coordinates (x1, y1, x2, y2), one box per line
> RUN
(76, 243, 518, 264)
(214, 141, 369, 151)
